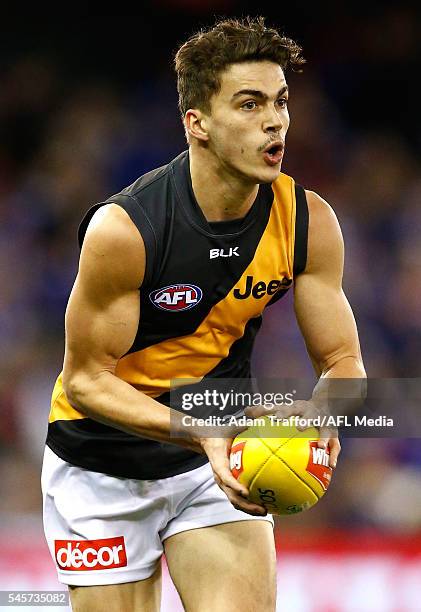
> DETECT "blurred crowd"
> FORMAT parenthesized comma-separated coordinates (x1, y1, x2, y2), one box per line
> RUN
(0, 7, 420, 533)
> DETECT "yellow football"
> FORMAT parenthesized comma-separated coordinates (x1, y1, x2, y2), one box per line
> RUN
(229, 416, 333, 515)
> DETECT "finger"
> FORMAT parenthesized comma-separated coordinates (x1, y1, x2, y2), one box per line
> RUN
(244, 405, 270, 419)
(220, 484, 267, 516)
(272, 400, 313, 424)
(245, 400, 310, 421)
(327, 438, 341, 468)
(295, 408, 317, 431)
(317, 435, 340, 468)
(319, 426, 338, 445)
(210, 456, 249, 497)
(203, 439, 250, 496)
(295, 401, 331, 431)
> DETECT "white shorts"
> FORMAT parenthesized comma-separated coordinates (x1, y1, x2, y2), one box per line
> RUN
(41, 446, 273, 586)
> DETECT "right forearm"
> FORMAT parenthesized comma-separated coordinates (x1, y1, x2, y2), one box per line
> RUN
(63, 369, 265, 516)
(64, 370, 203, 454)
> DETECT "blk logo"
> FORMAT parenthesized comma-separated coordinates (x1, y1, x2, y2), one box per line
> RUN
(233, 275, 292, 299)
(210, 247, 240, 259)
(149, 284, 203, 311)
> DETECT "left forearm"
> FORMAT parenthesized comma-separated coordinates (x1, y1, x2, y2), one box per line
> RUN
(312, 356, 367, 416)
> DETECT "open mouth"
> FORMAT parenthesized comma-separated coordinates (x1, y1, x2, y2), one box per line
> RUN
(262, 142, 284, 166)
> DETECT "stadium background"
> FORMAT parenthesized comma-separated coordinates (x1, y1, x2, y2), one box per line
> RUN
(0, 3, 420, 610)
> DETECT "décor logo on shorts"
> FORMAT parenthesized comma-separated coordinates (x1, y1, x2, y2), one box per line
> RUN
(54, 536, 127, 571)
(149, 284, 203, 311)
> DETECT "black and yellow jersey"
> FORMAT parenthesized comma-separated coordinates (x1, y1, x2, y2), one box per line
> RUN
(46, 150, 308, 479)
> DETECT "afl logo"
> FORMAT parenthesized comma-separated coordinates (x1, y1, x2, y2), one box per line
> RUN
(149, 284, 203, 312)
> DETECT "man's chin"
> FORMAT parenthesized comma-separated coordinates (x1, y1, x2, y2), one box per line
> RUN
(232, 160, 282, 185)
(254, 165, 282, 184)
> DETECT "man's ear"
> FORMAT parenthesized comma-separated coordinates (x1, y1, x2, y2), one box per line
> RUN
(185, 109, 209, 142)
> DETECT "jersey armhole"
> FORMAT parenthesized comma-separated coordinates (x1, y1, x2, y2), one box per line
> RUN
(77, 195, 157, 288)
(293, 184, 309, 277)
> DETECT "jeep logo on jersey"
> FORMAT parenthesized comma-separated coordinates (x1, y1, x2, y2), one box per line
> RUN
(233, 275, 292, 299)
(149, 284, 203, 311)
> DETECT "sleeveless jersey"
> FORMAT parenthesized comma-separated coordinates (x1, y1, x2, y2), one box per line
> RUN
(46, 150, 309, 479)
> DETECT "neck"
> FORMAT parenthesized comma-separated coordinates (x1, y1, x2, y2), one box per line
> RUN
(189, 144, 259, 222)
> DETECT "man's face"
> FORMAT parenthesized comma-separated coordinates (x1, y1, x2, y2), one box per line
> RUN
(204, 61, 290, 184)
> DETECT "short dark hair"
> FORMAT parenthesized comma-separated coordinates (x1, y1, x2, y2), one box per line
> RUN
(175, 16, 305, 116)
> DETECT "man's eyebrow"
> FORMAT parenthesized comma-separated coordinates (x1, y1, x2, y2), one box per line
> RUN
(231, 85, 289, 101)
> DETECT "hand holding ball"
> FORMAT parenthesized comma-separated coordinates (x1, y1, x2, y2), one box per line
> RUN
(229, 416, 333, 515)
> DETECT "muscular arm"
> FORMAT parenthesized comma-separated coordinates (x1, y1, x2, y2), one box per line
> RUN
(294, 191, 366, 406)
(62, 203, 260, 512)
(62, 204, 200, 451)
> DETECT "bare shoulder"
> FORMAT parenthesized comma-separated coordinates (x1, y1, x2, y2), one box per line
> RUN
(305, 190, 343, 244)
(80, 203, 145, 291)
(304, 190, 344, 276)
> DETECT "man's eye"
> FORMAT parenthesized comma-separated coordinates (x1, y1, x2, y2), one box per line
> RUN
(241, 101, 257, 110)
(277, 98, 288, 108)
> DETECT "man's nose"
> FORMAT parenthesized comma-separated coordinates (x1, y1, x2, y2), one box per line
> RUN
(262, 106, 283, 133)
